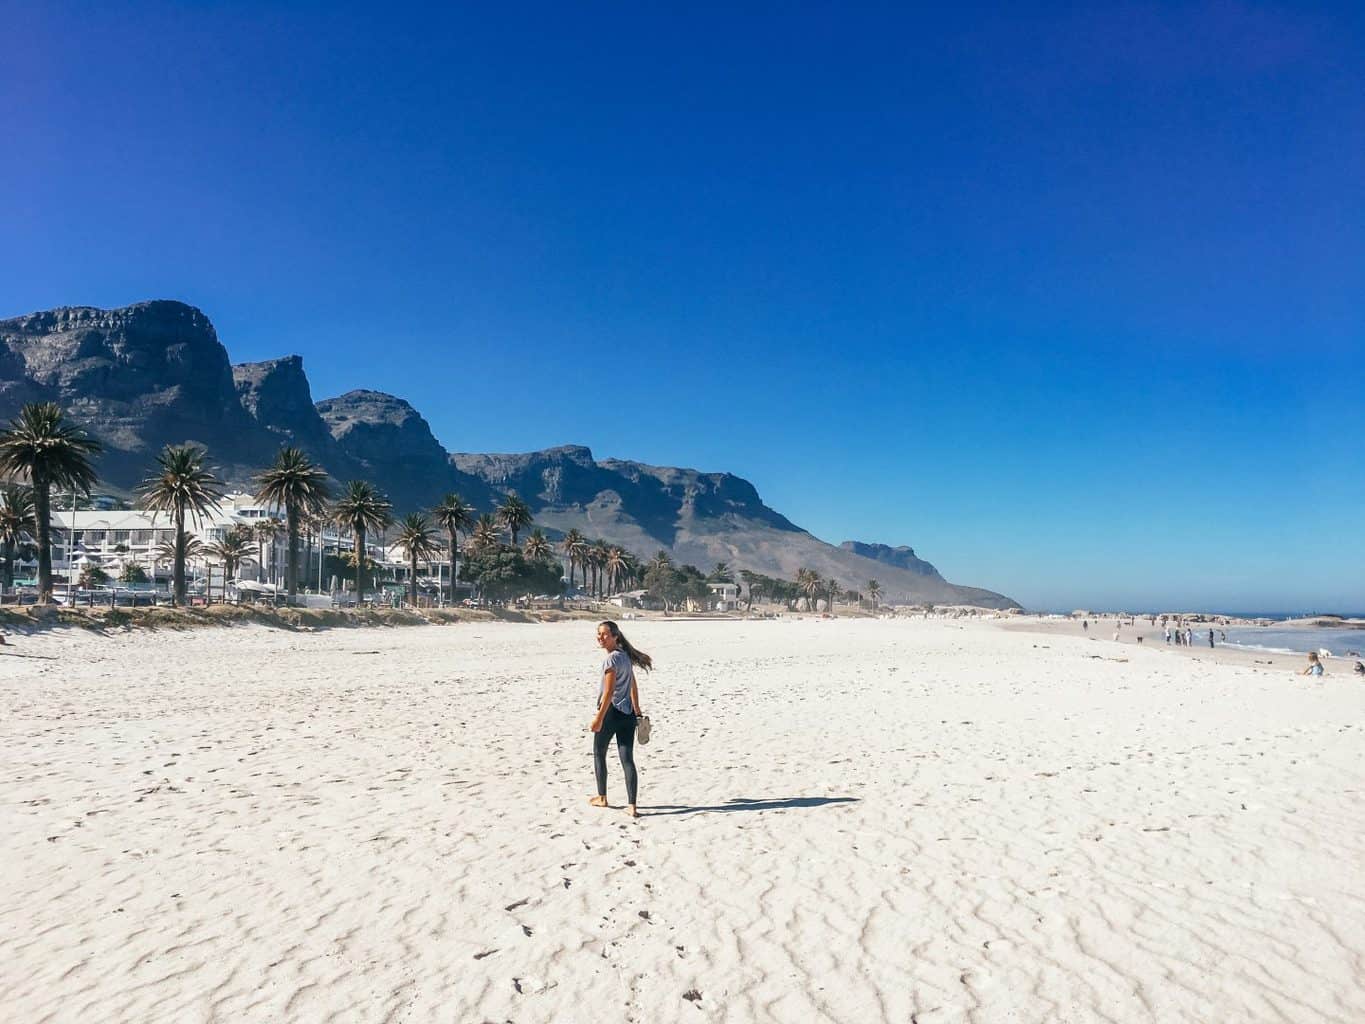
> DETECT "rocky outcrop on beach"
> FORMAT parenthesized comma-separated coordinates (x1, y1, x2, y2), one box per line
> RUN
(0, 299, 1018, 606)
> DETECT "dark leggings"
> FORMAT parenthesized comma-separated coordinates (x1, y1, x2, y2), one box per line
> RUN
(594, 705, 638, 805)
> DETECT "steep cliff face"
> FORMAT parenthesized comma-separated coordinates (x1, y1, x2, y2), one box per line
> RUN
(449, 447, 799, 547)
(317, 390, 493, 511)
(0, 301, 270, 485)
(839, 541, 943, 579)
(450, 446, 1018, 607)
(233, 356, 356, 473)
(0, 299, 1019, 607)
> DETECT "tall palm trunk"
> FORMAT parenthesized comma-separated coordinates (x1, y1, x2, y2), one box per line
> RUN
(173, 507, 187, 605)
(409, 553, 419, 607)
(447, 529, 458, 604)
(355, 525, 367, 601)
(34, 471, 52, 603)
(286, 507, 300, 597)
(2, 539, 13, 592)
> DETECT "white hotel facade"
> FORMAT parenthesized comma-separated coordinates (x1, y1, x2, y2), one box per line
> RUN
(47, 493, 286, 588)
(36, 493, 451, 597)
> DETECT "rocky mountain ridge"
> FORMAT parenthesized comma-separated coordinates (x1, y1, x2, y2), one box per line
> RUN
(0, 300, 1017, 607)
(839, 541, 942, 578)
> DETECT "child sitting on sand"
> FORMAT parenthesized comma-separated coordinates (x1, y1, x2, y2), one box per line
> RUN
(1301, 652, 1325, 678)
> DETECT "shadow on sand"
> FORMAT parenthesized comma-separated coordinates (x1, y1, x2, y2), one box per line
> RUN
(643, 796, 858, 817)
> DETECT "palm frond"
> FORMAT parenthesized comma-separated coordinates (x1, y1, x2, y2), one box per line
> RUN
(138, 444, 224, 526)
(0, 403, 102, 492)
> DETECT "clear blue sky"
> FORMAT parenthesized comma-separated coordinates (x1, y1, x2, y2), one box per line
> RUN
(3, 2, 1362, 612)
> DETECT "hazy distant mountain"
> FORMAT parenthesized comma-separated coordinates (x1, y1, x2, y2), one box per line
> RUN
(445, 445, 1016, 606)
(0, 300, 1018, 607)
(839, 541, 941, 577)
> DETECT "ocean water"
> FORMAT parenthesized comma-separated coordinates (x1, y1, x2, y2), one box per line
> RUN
(1219, 626, 1365, 659)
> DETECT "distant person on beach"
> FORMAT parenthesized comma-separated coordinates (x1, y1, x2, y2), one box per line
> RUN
(589, 620, 653, 819)
(1354, 661, 1365, 676)
(1301, 652, 1324, 678)
(1083, 620, 1088, 632)
(1208, 629, 1215, 648)
(1164, 627, 1171, 644)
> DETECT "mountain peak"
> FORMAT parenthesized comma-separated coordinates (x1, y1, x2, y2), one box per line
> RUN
(0, 299, 1018, 607)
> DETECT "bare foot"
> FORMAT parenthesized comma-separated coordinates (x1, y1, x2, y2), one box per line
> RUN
(588, 795, 608, 807)
(626, 805, 639, 818)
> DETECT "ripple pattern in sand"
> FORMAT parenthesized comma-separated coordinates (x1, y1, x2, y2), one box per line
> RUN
(2, 619, 1364, 1022)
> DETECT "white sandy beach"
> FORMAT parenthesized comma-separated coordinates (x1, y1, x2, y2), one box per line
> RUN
(3, 617, 1364, 1023)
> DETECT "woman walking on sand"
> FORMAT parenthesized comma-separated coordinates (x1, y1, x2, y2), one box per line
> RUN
(590, 621, 652, 818)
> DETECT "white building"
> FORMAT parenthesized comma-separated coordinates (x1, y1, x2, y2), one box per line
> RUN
(19, 494, 458, 603)
(707, 581, 741, 611)
(46, 493, 320, 590)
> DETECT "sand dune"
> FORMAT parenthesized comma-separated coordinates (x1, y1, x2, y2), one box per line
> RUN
(2, 618, 1363, 1022)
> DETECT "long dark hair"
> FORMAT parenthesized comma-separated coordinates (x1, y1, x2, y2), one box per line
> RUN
(601, 620, 652, 672)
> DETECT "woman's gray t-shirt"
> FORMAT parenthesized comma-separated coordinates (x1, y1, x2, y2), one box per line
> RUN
(602, 649, 636, 714)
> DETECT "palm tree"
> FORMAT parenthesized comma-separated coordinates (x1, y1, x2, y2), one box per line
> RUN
(496, 493, 533, 546)
(825, 577, 841, 613)
(867, 579, 882, 610)
(561, 528, 586, 589)
(620, 550, 642, 590)
(155, 534, 204, 580)
(331, 480, 393, 602)
(394, 513, 440, 607)
(605, 546, 627, 595)
(709, 561, 733, 582)
(138, 445, 224, 606)
(253, 518, 281, 583)
(432, 493, 473, 603)
(523, 528, 552, 562)
(0, 403, 102, 603)
(796, 568, 821, 610)
(206, 528, 252, 600)
(580, 540, 597, 596)
(0, 485, 35, 593)
(302, 507, 330, 592)
(739, 569, 759, 611)
(254, 447, 330, 599)
(471, 513, 500, 553)
(650, 549, 673, 571)
(588, 540, 610, 598)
